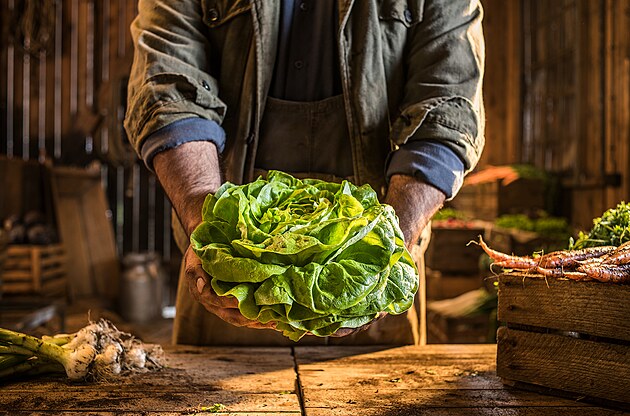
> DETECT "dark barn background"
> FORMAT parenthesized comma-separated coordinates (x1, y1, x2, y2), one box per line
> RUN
(0, 0, 629, 306)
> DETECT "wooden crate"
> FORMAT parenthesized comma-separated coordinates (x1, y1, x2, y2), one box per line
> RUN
(426, 288, 497, 344)
(488, 226, 567, 257)
(427, 310, 493, 344)
(425, 222, 489, 274)
(1, 245, 67, 296)
(0, 231, 7, 276)
(426, 269, 486, 300)
(450, 178, 545, 221)
(497, 273, 630, 408)
(52, 166, 119, 300)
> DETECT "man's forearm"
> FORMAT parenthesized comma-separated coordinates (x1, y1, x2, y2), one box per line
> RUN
(385, 174, 445, 247)
(153, 141, 222, 236)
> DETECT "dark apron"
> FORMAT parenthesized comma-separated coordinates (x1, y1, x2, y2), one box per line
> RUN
(172, 96, 426, 345)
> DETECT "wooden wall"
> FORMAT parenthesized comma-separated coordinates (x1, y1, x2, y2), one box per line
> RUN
(1, 0, 629, 252)
(480, 0, 522, 166)
(519, 0, 630, 228)
(482, 0, 630, 229)
(0, 0, 176, 270)
(603, 0, 630, 223)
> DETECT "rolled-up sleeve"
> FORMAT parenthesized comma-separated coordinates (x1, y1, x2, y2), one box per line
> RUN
(387, 0, 485, 197)
(386, 139, 464, 199)
(124, 0, 227, 164)
(140, 118, 226, 170)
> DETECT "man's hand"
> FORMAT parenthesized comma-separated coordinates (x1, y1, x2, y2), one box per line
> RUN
(329, 175, 442, 340)
(331, 175, 445, 338)
(330, 312, 388, 337)
(184, 246, 276, 329)
(385, 174, 446, 249)
(153, 141, 273, 329)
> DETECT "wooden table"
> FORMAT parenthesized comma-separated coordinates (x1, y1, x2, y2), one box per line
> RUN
(1, 344, 627, 415)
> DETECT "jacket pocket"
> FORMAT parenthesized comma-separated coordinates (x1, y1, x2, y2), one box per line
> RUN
(201, 0, 251, 28)
(378, 0, 424, 27)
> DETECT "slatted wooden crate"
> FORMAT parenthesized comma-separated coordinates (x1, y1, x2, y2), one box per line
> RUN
(0, 231, 8, 276)
(450, 178, 545, 221)
(488, 227, 567, 257)
(425, 221, 489, 274)
(1, 245, 67, 296)
(497, 273, 630, 408)
(427, 309, 493, 344)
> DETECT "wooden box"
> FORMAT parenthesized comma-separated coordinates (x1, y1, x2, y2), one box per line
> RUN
(450, 178, 545, 221)
(497, 273, 630, 408)
(427, 309, 493, 344)
(425, 221, 489, 274)
(426, 269, 486, 300)
(426, 288, 497, 344)
(0, 231, 8, 276)
(52, 166, 119, 300)
(1, 245, 67, 296)
(488, 226, 566, 257)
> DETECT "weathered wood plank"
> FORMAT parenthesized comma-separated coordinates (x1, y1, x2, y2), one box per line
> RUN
(297, 344, 624, 415)
(1, 346, 301, 414)
(2, 413, 300, 416)
(296, 345, 500, 390)
(295, 344, 496, 364)
(296, 345, 498, 390)
(303, 388, 592, 409)
(2, 346, 297, 392)
(497, 327, 630, 405)
(305, 407, 627, 416)
(0, 391, 298, 413)
(299, 364, 501, 391)
(498, 274, 630, 342)
(2, 344, 627, 415)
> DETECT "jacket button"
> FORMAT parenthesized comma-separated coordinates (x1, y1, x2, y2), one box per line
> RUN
(201, 80, 211, 90)
(207, 8, 219, 22)
(404, 8, 413, 24)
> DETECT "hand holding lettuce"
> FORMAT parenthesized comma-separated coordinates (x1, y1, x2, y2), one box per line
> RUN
(190, 171, 419, 341)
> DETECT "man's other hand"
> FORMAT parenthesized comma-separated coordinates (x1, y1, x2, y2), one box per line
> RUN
(184, 247, 276, 330)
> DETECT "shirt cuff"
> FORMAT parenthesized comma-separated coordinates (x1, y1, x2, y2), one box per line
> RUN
(386, 140, 465, 200)
(140, 117, 226, 171)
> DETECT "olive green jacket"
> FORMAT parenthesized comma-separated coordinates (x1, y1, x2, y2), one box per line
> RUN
(124, 0, 485, 196)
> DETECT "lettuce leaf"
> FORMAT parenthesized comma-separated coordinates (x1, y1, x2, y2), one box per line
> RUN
(190, 171, 418, 341)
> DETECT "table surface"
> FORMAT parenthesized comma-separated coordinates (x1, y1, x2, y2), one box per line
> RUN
(1, 344, 627, 415)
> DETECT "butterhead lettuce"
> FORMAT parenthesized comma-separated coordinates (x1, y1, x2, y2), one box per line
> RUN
(191, 171, 418, 341)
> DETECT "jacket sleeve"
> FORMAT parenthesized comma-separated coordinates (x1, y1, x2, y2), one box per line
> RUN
(388, 0, 485, 190)
(124, 0, 227, 163)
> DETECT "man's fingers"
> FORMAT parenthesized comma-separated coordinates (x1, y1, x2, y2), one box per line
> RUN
(184, 246, 274, 330)
(184, 249, 238, 309)
(188, 277, 239, 308)
(213, 307, 276, 329)
(330, 312, 388, 337)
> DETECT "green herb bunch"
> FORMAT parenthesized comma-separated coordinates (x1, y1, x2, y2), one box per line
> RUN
(572, 202, 630, 249)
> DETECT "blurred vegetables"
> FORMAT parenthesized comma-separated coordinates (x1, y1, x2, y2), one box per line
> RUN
(432, 208, 469, 222)
(494, 213, 571, 240)
(432, 209, 480, 229)
(572, 202, 630, 249)
(2, 210, 57, 245)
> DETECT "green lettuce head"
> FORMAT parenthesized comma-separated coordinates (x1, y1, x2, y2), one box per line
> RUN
(190, 171, 418, 341)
